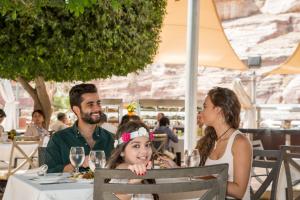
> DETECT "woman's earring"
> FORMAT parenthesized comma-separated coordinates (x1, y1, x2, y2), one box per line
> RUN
(120, 152, 125, 157)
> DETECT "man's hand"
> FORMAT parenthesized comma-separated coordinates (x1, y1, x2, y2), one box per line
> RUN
(63, 163, 74, 173)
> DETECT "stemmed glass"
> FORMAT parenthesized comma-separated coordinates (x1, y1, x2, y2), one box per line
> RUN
(184, 149, 200, 167)
(69, 147, 85, 174)
(89, 150, 106, 172)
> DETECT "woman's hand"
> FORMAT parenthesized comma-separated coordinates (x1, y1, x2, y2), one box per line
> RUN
(158, 156, 179, 168)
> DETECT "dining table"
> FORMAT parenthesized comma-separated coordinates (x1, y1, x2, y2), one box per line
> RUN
(3, 173, 93, 200)
(3, 172, 205, 200)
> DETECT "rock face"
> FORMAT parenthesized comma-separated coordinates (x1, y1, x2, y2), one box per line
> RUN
(215, 0, 259, 20)
(261, 0, 300, 14)
(95, 0, 300, 107)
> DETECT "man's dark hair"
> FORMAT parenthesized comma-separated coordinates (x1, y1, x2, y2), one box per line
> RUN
(69, 83, 98, 108)
(159, 116, 170, 127)
(57, 112, 66, 121)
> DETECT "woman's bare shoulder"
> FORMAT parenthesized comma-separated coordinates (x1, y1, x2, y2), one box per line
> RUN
(232, 133, 252, 152)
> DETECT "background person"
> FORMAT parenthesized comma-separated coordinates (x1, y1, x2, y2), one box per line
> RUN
(24, 110, 49, 137)
(0, 109, 6, 136)
(50, 112, 69, 132)
(154, 116, 178, 150)
(99, 112, 117, 134)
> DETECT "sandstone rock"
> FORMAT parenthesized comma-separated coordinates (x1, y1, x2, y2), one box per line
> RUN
(261, 0, 300, 14)
(215, 0, 259, 20)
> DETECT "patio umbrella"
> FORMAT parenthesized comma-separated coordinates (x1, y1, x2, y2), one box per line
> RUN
(269, 43, 300, 74)
(155, 0, 247, 151)
(155, 0, 248, 70)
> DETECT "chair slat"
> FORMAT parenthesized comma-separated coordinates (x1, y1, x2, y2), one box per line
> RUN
(94, 164, 228, 200)
(281, 145, 300, 200)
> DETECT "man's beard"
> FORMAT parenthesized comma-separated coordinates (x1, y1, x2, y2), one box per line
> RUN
(80, 110, 102, 124)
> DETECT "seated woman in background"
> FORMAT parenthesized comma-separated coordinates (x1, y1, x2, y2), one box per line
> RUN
(25, 110, 49, 137)
(159, 87, 252, 200)
(154, 116, 178, 150)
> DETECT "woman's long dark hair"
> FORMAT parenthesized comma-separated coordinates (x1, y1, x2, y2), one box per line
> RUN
(196, 87, 241, 166)
(106, 120, 159, 200)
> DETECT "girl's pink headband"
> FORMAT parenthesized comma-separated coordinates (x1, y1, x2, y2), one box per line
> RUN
(114, 127, 154, 147)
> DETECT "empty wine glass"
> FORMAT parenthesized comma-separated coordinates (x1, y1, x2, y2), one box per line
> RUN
(89, 150, 106, 171)
(190, 149, 200, 167)
(69, 147, 85, 174)
(184, 149, 200, 167)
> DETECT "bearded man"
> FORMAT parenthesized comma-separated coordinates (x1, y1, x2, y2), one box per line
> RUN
(45, 83, 114, 173)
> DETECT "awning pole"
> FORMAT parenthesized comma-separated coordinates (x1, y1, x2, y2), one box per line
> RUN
(184, 0, 200, 152)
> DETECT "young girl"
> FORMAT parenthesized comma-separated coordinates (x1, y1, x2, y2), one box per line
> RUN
(106, 121, 158, 200)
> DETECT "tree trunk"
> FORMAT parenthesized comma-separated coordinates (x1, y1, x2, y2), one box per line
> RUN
(17, 76, 52, 129)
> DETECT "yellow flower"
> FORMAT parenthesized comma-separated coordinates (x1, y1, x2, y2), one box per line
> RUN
(127, 102, 137, 112)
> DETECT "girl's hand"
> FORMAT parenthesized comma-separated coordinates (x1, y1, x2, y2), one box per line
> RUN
(127, 161, 152, 176)
(127, 161, 152, 184)
(158, 156, 179, 168)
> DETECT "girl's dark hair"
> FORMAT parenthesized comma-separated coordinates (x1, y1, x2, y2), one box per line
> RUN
(119, 114, 141, 128)
(107, 120, 150, 169)
(196, 87, 241, 166)
(106, 120, 159, 200)
(159, 116, 170, 127)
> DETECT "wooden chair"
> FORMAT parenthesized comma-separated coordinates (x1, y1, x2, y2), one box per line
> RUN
(281, 145, 300, 200)
(38, 147, 46, 166)
(152, 134, 168, 157)
(252, 140, 269, 183)
(94, 164, 228, 200)
(251, 149, 282, 200)
(0, 139, 40, 180)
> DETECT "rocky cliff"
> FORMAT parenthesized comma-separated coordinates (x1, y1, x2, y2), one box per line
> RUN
(94, 0, 300, 107)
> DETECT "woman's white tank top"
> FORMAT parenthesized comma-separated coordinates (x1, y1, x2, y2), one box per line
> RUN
(205, 130, 251, 200)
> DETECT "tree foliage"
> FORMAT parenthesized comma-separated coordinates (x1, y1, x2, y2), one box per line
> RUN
(0, 0, 166, 82)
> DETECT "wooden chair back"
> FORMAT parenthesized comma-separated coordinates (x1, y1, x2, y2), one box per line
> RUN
(94, 164, 228, 200)
(251, 149, 282, 200)
(38, 147, 47, 166)
(281, 145, 300, 200)
(0, 139, 40, 180)
(152, 133, 168, 156)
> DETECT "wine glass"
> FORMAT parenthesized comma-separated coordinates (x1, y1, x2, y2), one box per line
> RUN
(184, 149, 200, 167)
(190, 149, 200, 167)
(184, 150, 191, 167)
(69, 147, 85, 174)
(89, 150, 106, 172)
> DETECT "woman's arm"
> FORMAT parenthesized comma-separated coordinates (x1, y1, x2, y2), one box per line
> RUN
(227, 134, 252, 199)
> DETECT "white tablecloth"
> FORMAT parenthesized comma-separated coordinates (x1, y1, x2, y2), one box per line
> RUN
(3, 173, 205, 200)
(3, 174, 93, 200)
(276, 159, 300, 200)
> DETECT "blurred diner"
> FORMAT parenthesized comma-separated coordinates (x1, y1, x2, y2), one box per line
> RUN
(24, 109, 49, 137)
(0, 108, 6, 136)
(50, 112, 69, 132)
(154, 116, 178, 150)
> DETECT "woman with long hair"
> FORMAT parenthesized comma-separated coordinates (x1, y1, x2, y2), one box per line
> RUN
(197, 87, 252, 199)
(160, 87, 252, 200)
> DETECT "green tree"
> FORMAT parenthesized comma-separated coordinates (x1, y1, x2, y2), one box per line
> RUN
(0, 0, 166, 128)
